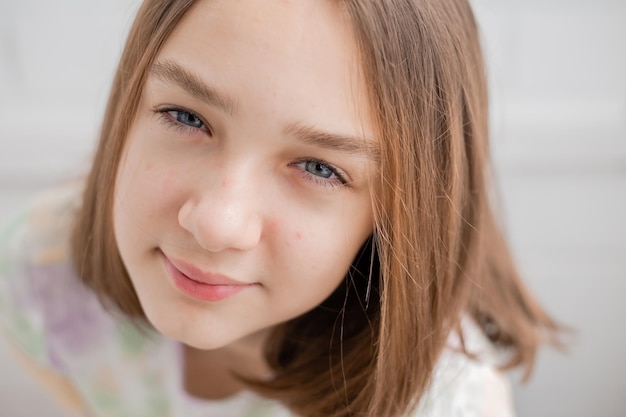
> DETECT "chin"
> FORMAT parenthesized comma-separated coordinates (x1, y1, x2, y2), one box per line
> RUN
(144, 310, 235, 350)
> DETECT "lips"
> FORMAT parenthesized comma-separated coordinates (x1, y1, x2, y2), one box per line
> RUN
(160, 251, 256, 302)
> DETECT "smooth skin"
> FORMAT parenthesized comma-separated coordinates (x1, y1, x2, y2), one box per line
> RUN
(113, 0, 377, 399)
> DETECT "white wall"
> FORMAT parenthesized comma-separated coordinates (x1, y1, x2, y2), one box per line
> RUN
(0, 1, 624, 416)
(471, 2, 626, 416)
(0, 2, 140, 415)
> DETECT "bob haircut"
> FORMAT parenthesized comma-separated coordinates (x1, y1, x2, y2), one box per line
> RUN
(73, 1, 560, 416)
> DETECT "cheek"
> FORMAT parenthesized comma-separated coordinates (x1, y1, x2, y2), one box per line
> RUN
(116, 142, 187, 216)
(156, 167, 183, 196)
(268, 219, 309, 260)
(273, 217, 348, 276)
(116, 123, 187, 194)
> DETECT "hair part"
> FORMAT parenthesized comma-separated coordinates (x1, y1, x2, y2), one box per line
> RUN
(72, 1, 561, 416)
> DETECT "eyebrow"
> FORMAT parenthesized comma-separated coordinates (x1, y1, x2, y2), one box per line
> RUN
(150, 59, 380, 162)
(284, 122, 380, 163)
(150, 59, 239, 116)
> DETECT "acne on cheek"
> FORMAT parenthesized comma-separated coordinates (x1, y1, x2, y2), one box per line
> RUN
(267, 220, 304, 245)
(285, 231, 304, 250)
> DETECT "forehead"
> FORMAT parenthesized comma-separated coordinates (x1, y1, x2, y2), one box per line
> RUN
(165, 0, 353, 68)
(153, 0, 374, 144)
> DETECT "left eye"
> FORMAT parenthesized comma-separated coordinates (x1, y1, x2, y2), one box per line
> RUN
(292, 159, 347, 187)
(304, 161, 335, 179)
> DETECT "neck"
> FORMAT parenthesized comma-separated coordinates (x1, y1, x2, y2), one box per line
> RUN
(182, 329, 273, 400)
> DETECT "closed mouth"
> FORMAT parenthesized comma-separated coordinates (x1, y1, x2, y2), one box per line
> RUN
(159, 250, 257, 302)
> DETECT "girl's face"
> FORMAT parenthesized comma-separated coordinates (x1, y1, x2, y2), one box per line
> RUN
(113, 0, 377, 351)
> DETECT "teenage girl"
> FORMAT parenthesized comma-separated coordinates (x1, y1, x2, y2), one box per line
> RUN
(0, 1, 560, 416)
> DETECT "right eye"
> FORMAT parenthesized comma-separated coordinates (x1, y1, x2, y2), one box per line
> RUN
(169, 109, 204, 128)
(155, 106, 212, 135)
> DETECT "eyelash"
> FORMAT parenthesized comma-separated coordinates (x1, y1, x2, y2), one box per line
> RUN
(153, 106, 212, 136)
(291, 158, 348, 189)
(152, 106, 349, 189)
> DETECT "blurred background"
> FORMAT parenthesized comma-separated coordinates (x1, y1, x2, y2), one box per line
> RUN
(0, 0, 624, 416)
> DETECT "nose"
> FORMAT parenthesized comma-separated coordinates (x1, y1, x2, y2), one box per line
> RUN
(178, 176, 263, 253)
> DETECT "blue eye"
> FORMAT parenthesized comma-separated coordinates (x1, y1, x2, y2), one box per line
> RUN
(154, 106, 211, 135)
(304, 161, 335, 179)
(168, 109, 205, 129)
(292, 158, 348, 188)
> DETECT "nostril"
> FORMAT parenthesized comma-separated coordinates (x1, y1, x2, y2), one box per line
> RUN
(176, 193, 262, 253)
(177, 199, 196, 232)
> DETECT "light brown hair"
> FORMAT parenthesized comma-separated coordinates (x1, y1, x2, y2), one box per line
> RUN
(72, 1, 560, 416)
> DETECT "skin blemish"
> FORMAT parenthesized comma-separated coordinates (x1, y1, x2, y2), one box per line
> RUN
(295, 231, 302, 240)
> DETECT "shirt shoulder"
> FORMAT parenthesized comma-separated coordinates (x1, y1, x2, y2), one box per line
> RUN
(415, 316, 517, 417)
(0, 181, 95, 370)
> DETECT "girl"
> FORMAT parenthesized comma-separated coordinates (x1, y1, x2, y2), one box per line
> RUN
(0, 0, 560, 416)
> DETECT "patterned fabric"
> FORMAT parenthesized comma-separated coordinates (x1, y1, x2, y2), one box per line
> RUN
(0, 182, 515, 417)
